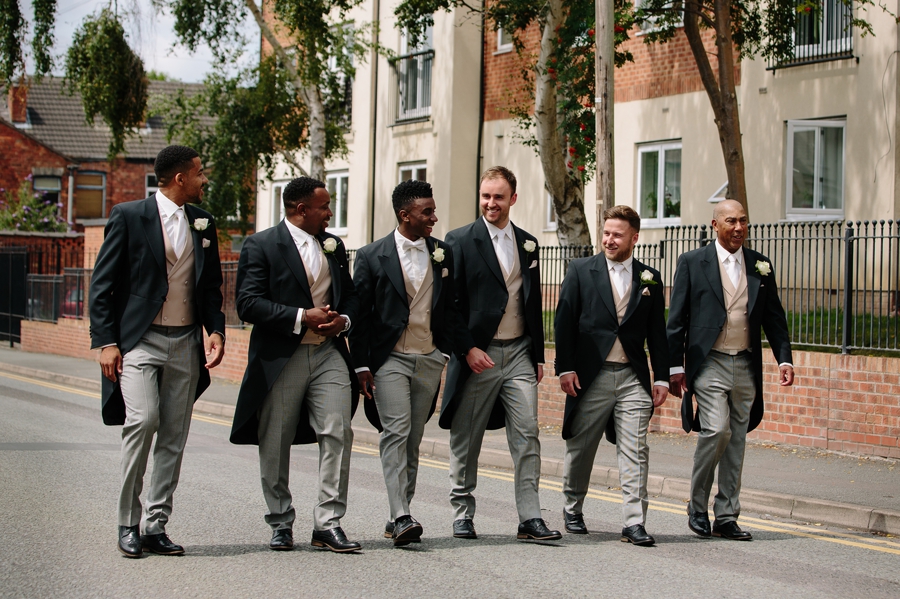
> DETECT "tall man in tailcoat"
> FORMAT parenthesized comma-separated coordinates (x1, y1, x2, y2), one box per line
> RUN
(668, 199, 794, 541)
(90, 145, 226, 558)
(351, 179, 463, 546)
(230, 177, 361, 553)
(555, 206, 669, 546)
(441, 166, 561, 541)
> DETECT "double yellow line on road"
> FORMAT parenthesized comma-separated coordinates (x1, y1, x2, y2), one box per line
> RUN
(4, 371, 899, 555)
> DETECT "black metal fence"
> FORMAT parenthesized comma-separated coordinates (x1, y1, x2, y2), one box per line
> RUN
(19, 220, 900, 354)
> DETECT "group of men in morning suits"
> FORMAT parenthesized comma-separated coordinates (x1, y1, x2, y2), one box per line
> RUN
(90, 145, 794, 557)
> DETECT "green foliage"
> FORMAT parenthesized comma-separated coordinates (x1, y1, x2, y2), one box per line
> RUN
(64, 9, 148, 160)
(633, 0, 885, 65)
(0, 0, 26, 83)
(31, 0, 55, 77)
(395, 0, 635, 183)
(152, 54, 353, 233)
(147, 70, 177, 82)
(0, 177, 67, 233)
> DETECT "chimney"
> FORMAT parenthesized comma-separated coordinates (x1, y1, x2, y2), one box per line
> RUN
(9, 86, 27, 124)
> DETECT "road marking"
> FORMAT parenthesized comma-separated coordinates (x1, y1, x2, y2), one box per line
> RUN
(7, 372, 898, 555)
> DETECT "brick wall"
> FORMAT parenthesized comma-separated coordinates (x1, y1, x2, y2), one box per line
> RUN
(18, 319, 899, 458)
(0, 121, 69, 195)
(0, 231, 84, 273)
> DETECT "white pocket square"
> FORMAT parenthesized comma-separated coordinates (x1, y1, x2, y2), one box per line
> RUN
(442, 268, 449, 278)
(641, 287, 651, 296)
(529, 260, 538, 269)
(201, 238, 211, 248)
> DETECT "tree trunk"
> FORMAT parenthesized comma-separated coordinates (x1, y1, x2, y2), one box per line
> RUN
(534, 0, 593, 247)
(302, 85, 326, 181)
(595, 0, 615, 230)
(683, 0, 749, 218)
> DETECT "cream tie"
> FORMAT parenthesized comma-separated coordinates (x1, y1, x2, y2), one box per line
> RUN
(495, 231, 512, 274)
(612, 263, 629, 299)
(725, 254, 741, 288)
(302, 238, 321, 280)
(171, 209, 187, 259)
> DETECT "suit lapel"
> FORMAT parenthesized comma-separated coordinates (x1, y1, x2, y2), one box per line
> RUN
(512, 225, 532, 305)
(621, 259, 643, 325)
(319, 234, 342, 309)
(380, 235, 407, 303)
(140, 196, 166, 276)
(427, 237, 442, 310)
(700, 243, 726, 309)
(590, 255, 618, 321)
(744, 248, 761, 314)
(472, 219, 505, 287)
(184, 205, 205, 284)
(276, 222, 313, 305)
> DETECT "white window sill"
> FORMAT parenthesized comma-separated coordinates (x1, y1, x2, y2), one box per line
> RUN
(327, 227, 348, 237)
(493, 46, 513, 56)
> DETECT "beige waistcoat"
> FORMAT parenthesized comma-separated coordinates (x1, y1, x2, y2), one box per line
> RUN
(605, 274, 631, 363)
(301, 243, 333, 345)
(712, 257, 751, 353)
(152, 216, 195, 327)
(393, 259, 436, 354)
(494, 244, 525, 340)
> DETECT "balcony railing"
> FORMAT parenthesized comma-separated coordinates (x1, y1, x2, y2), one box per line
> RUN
(389, 50, 434, 125)
(768, 0, 854, 70)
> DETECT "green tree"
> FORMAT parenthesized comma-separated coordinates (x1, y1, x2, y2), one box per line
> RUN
(396, 0, 634, 246)
(631, 0, 886, 216)
(0, 176, 68, 233)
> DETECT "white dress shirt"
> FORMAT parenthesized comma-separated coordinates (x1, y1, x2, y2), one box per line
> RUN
(394, 228, 429, 292)
(669, 240, 790, 376)
(284, 219, 350, 335)
(483, 217, 515, 275)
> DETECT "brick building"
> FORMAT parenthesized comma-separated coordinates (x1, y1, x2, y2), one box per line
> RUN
(0, 77, 208, 229)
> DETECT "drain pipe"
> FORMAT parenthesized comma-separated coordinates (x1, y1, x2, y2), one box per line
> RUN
(367, 0, 381, 243)
(474, 9, 486, 220)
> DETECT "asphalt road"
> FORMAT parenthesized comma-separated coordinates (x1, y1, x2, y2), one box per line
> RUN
(1, 372, 898, 599)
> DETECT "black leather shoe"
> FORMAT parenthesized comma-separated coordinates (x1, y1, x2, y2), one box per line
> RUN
(384, 520, 394, 539)
(118, 525, 142, 558)
(392, 515, 423, 547)
(517, 518, 562, 541)
(712, 520, 753, 541)
(621, 524, 655, 546)
(140, 532, 185, 555)
(688, 508, 712, 538)
(311, 527, 361, 553)
(564, 511, 588, 535)
(269, 528, 294, 551)
(452, 518, 477, 539)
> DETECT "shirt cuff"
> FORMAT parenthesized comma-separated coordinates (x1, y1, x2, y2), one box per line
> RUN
(340, 314, 351, 333)
(778, 362, 793, 368)
(670, 366, 685, 376)
(653, 381, 670, 389)
(210, 331, 225, 341)
(100, 343, 117, 349)
(558, 370, 575, 377)
(441, 353, 450, 362)
(293, 308, 305, 335)
(355, 367, 370, 373)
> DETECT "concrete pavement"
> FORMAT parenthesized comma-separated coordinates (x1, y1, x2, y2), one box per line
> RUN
(1, 345, 898, 535)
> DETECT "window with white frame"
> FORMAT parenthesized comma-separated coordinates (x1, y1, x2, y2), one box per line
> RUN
(545, 191, 557, 231)
(395, 26, 434, 122)
(399, 163, 427, 183)
(146, 174, 158, 197)
(785, 119, 845, 217)
(496, 28, 513, 53)
(793, 0, 852, 60)
(32, 176, 61, 204)
(327, 24, 354, 126)
(636, 141, 681, 224)
(272, 182, 287, 227)
(326, 171, 349, 235)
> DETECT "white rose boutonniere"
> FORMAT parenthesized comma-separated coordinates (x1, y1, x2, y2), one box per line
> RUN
(322, 237, 338, 254)
(522, 240, 536, 254)
(755, 260, 771, 276)
(640, 270, 658, 286)
(193, 218, 209, 231)
(432, 244, 445, 264)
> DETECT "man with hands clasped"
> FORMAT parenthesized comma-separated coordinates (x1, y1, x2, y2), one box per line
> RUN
(229, 176, 361, 553)
(555, 206, 668, 546)
(351, 179, 463, 546)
